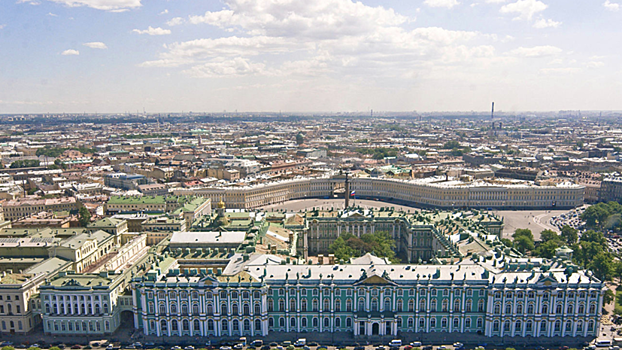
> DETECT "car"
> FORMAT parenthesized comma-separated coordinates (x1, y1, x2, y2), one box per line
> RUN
(438, 346, 447, 350)
(133, 343, 143, 349)
(422, 346, 433, 350)
(354, 346, 365, 350)
(261, 346, 270, 350)
(410, 343, 422, 348)
(184, 346, 195, 350)
(127, 346, 136, 349)
(405, 346, 413, 350)
(376, 346, 386, 350)
(172, 347, 182, 350)
(220, 347, 232, 350)
(276, 347, 284, 350)
(233, 345, 243, 350)
(58, 345, 67, 349)
(317, 346, 327, 350)
(270, 344, 278, 348)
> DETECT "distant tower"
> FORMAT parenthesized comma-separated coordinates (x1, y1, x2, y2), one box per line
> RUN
(344, 173, 350, 209)
(491, 102, 495, 120)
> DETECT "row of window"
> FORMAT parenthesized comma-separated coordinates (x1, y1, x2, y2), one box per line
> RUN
(46, 320, 110, 333)
(493, 290, 598, 299)
(491, 319, 595, 334)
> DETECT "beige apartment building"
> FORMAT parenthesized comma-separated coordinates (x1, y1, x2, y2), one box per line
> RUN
(2, 197, 81, 221)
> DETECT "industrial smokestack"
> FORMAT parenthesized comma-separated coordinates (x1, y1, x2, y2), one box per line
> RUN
(491, 102, 495, 120)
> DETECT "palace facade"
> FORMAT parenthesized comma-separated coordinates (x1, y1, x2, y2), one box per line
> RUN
(174, 175, 584, 210)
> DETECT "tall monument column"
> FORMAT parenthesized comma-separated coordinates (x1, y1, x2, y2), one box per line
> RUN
(345, 172, 350, 208)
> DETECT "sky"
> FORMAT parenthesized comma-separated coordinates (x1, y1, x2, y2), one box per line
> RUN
(0, 0, 621, 114)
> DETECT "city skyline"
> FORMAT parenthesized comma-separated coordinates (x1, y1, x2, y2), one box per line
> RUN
(1, 0, 621, 114)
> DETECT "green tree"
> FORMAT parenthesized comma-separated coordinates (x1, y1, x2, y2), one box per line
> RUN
(560, 225, 578, 245)
(2, 346, 15, 350)
(78, 206, 91, 227)
(296, 133, 304, 145)
(500, 238, 513, 247)
(540, 229, 561, 243)
(604, 289, 615, 305)
(443, 140, 460, 149)
(328, 236, 355, 262)
(534, 240, 561, 259)
(513, 228, 534, 241)
(514, 235, 534, 254)
(589, 252, 615, 281)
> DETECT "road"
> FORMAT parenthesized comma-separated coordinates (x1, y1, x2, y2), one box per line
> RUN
(260, 198, 421, 213)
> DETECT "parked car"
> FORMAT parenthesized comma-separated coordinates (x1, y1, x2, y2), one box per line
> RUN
(184, 346, 195, 350)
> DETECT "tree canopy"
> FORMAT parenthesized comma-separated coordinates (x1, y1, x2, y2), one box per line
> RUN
(329, 231, 400, 263)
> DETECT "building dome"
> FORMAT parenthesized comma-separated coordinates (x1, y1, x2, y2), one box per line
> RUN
(217, 200, 226, 209)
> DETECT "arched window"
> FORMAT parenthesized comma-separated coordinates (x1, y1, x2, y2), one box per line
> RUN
(232, 303, 239, 315)
(397, 300, 403, 312)
(477, 318, 483, 329)
(578, 304, 585, 314)
(442, 300, 448, 312)
(290, 299, 296, 311)
(335, 300, 341, 312)
(207, 304, 213, 315)
(324, 299, 330, 311)
(408, 318, 414, 329)
(494, 304, 500, 315)
(526, 320, 533, 332)
(255, 319, 262, 332)
(346, 318, 352, 328)
(192, 291, 198, 299)
(554, 320, 561, 332)
(589, 303, 596, 314)
(181, 304, 188, 315)
(222, 319, 229, 331)
(171, 320, 178, 332)
(565, 321, 572, 332)
(279, 317, 285, 328)
(243, 303, 250, 315)
(278, 299, 285, 311)
(567, 304, 574, 314)
(384, 298, 391, 311)
(253, 291, 261, 299)
(324, 318, 330, 328)
(346, 299, 352, 311)
(302, 318, 307, 328)
(493, 320, 500, 332)
(313, 299, 319, 311)
(540, 320, 547, 332)
(301, 299, 307, 312)
(431, 300, 437, 312)
(233, 320, 240, 331)
(430, 318, 436, 328)
(255, 303, 261, 315)
(441, 318, 447, 328)
(408, 300, 415, 312)
(313, 317, 319, 327)
(478, 300, 484, 312)
(419, 299, 426, 311)
(588, 320, 595, 332)
(453, 318, 459, 329)
(516, 303, 523, 314)
(208, 319, 214, 331)
(268, 318, 274, 328)
(244, 319, 250, 331)
(182, 319, 189, 331)
(192, 303, 199, 315)
(170, 303, 177, 314)
(503, 321, 510, 332)
(454, 299, 460, 311)
(194, 320, 200, 331)
(221, 304, 228, 315)
(527, 303, 534, 314)
(542, 303, 548, 314)
(243, 291, 250, 299)
(232, 291, 239, 299)
(515, 320, 522, 332)
(371, 299, 378, 311)
(505, 303, 512, 314)
(577, 321, 583, 332)
(465, 318, 471, 329)
(555, 304, 562, 314)
(206, 292, 213, 299)
(268, 299, 274, 312)
(290, 318, 296, 328)
(159, 304, 166, 314)
(161, 320, 168, 332)
(335, 318, 341, 328)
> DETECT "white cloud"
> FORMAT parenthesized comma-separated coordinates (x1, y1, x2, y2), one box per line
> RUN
(183, 57, 270, 77)
(61, 49, 80, 55)
(83, 42, 108, 49)
(500, 0, 547, 20)
(508, 45, 562, 57)
(20, 0, 141, 11)
(587, 61, 605, 68)
(485, 0, 507, 3)
(17, 0, 41, 5)
(47, 12, 57, 16)
(0, 24, 6, 30)
(159, 9, 168, 15)
(166, 17, 184, 26)
(533, 18, 561, 28)
(133, 26, 171, 35)
(604, 0, 620, 11)
(424, 0, 460, 9)
(142, 0, 497, 78)
(539, 67, 581, 74)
